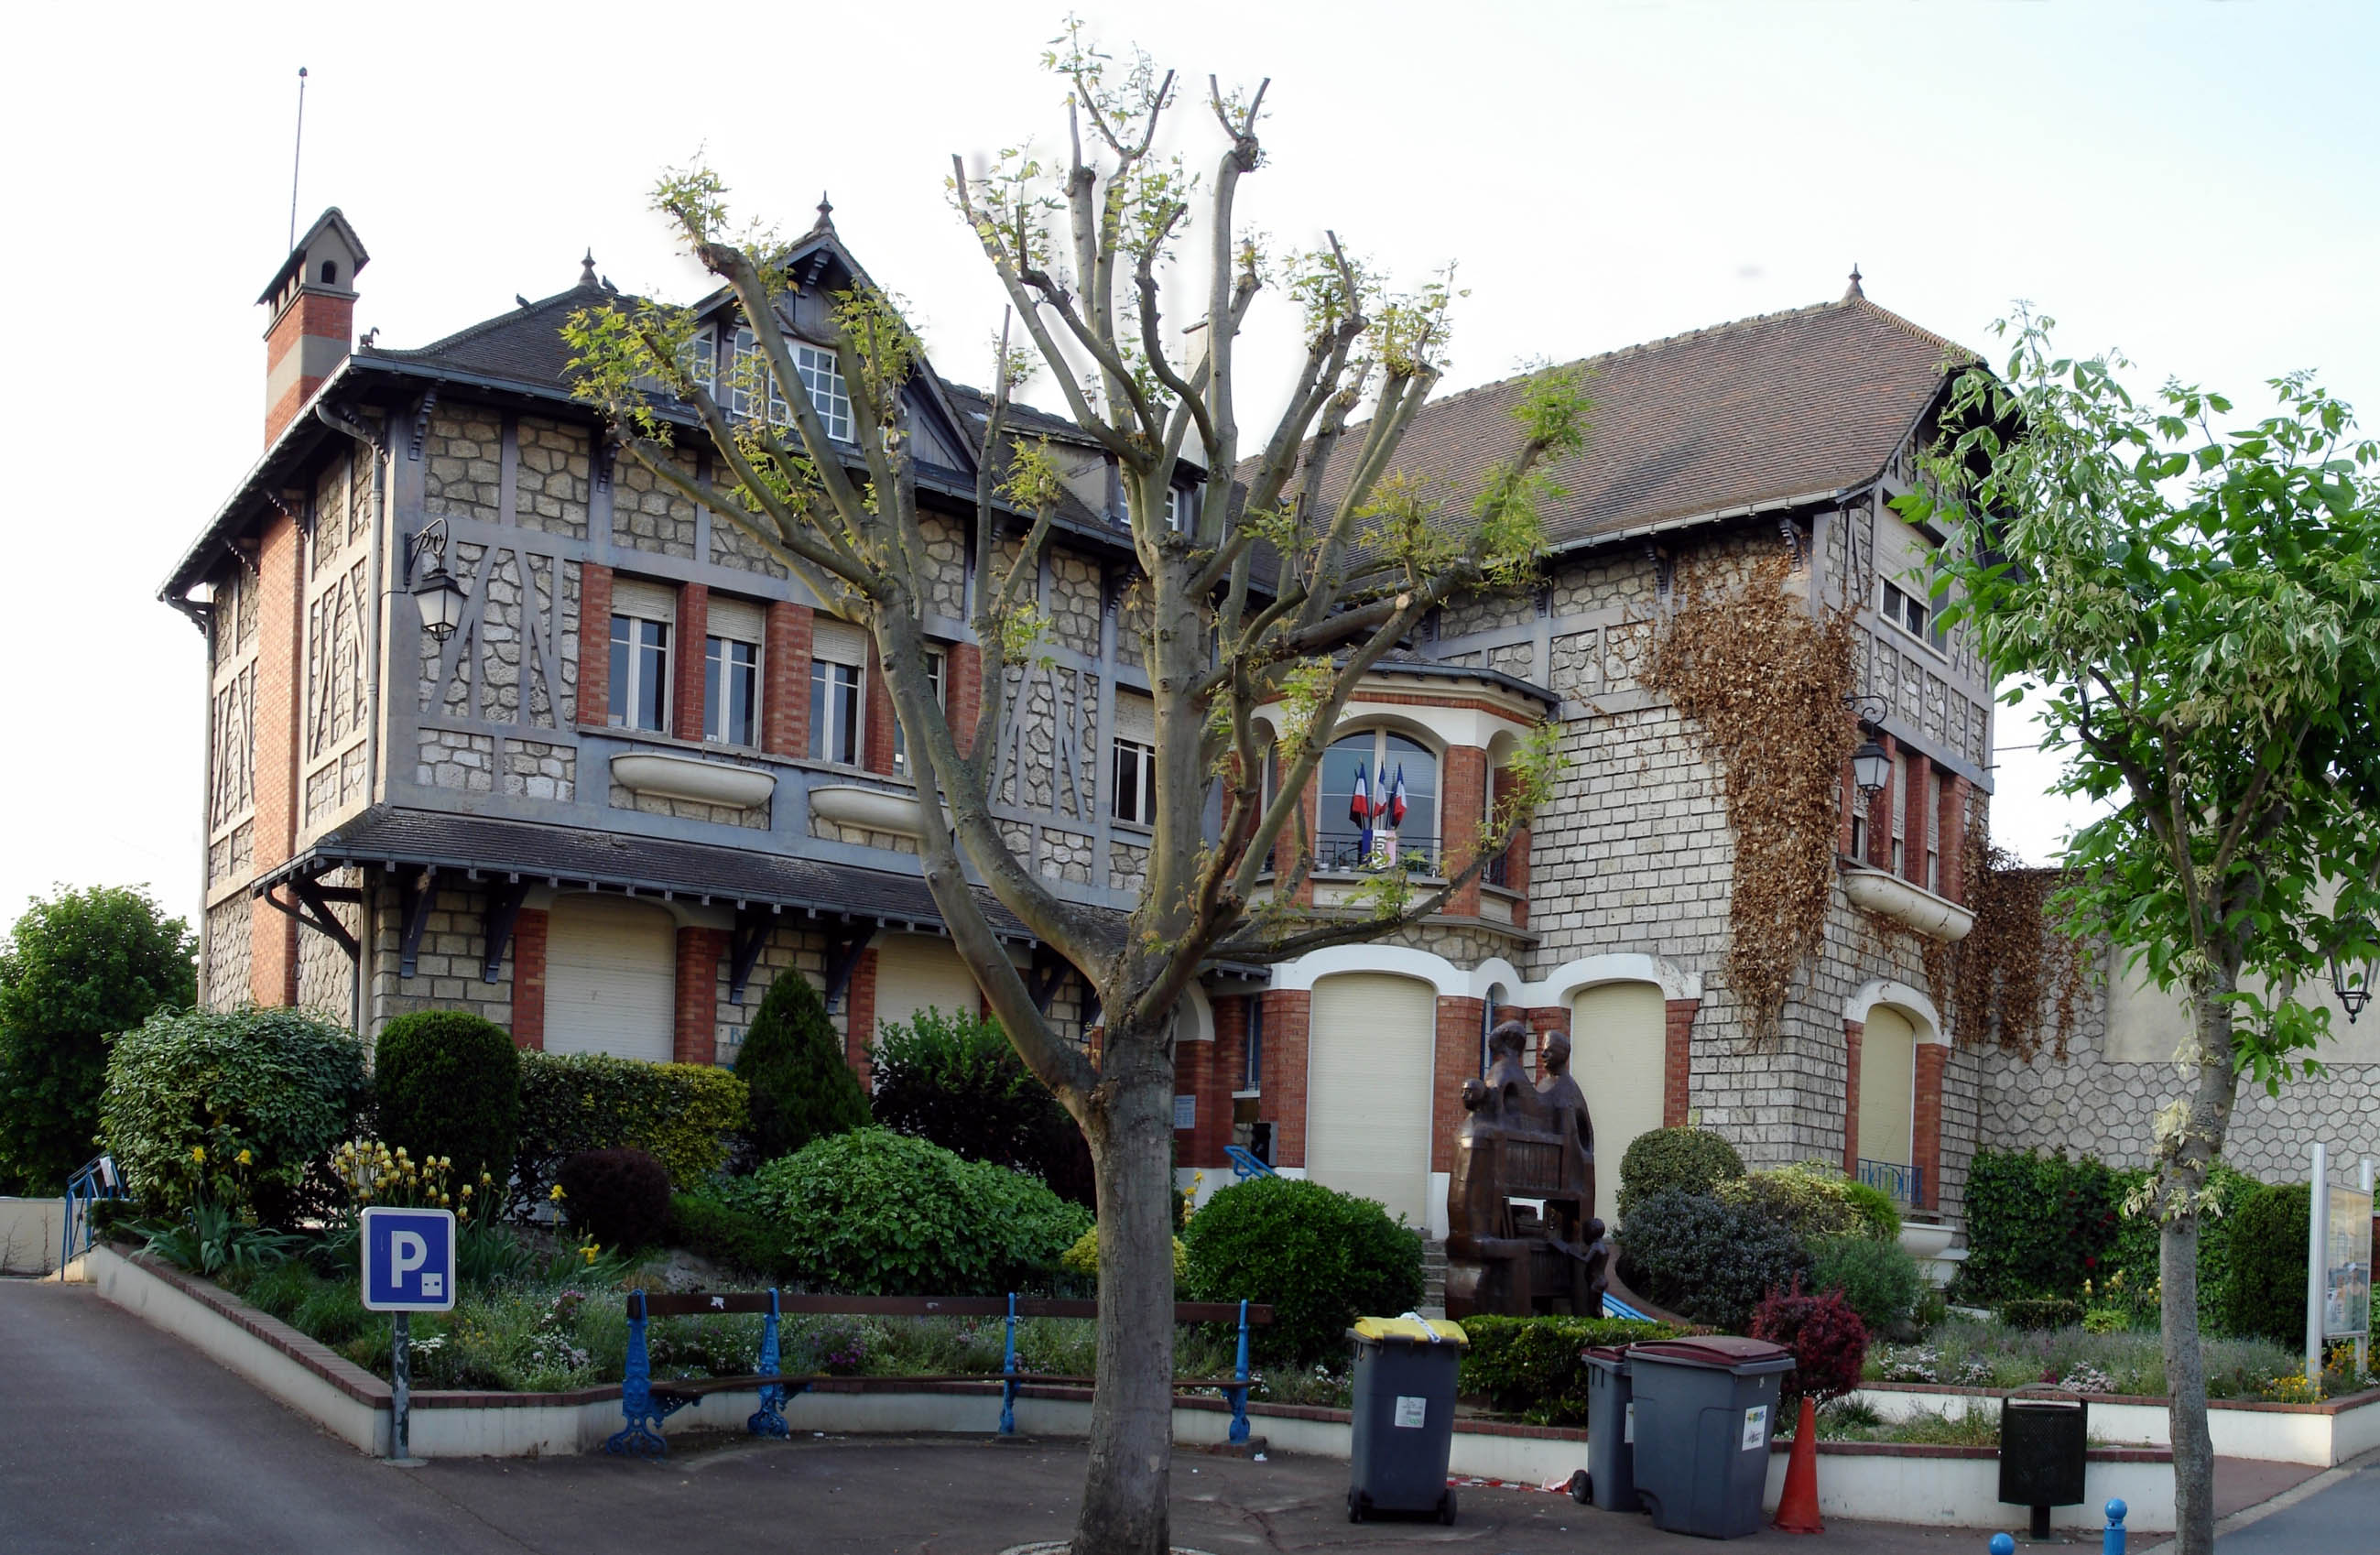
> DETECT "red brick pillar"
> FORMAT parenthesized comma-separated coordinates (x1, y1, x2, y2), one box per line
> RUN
(1294, 778, 1320, 906)
(1914, 1041, 1947, 1211)
(1442, 746, 1487, 917)
(844, 949, 879, 1085)
(577, 563, 614, 726)
(674, 927, 724, 1066)
(1841, 1018, 1864, 1172)
(862, 638, 897, 776)
(1257, 989, 1310, 1167)
(1902, 750, 1932, 886)
(1432, 996, 1484, 1173)
(1175, 1034, 1214, 1165)
(1864, 734, 1896, 869)
(672, 582, 710, 742)
(1198, 996, 1249, 1169)
(1662, 998, 1699, 1126)
(946, 640, 983, 758)
(1494, 763, 1531, 926)
(762, 601, 812, 757)
(249, 512, 302, 1006)
(512, 909, 549, 1050)
(1939, 776, 1971, 904)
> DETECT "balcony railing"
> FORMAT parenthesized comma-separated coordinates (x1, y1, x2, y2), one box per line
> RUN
(1314, 828, 1443, 876)
(1485, 849, 1514, 889)
(1858, 1158, 1924, 1208)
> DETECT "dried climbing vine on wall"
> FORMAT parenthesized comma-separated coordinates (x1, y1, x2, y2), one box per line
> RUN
(1643, 553, 1857, 1043)
(1950, 821, 2092, 1060)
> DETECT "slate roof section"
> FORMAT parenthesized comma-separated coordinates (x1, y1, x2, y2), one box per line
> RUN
(369, 279, 612, 391)
(1266, 292, 1973, 554)
(260, 805, 1044, 941)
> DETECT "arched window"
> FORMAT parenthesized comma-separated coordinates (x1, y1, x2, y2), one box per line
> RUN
(1319, 730, 1439, 873)
(320, 259, 339, 286)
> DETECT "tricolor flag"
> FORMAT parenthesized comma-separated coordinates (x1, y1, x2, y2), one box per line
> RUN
(1350, 761, 1373, 856)
(1388, 765, 1409, 828)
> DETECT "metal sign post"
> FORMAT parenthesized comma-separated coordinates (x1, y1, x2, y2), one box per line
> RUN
(361, 1206, 456, 1464)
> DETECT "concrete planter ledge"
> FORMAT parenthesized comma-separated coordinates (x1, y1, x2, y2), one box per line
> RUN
(1758, 1440, 2180, 1533)
(1853, 1379, 2380, 1466)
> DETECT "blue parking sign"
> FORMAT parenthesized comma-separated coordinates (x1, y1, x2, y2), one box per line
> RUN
(361, 1206, 457, 1311)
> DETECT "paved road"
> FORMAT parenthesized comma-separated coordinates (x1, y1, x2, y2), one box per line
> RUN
(2218, 1452, 2380, 1550)
(0, 1278, 2134, 1554)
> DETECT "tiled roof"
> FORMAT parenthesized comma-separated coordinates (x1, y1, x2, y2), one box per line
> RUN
(1265, 292, 1972, 553)
(370, 279, 614, 392)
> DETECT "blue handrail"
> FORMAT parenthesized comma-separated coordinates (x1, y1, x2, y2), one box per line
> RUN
(60, 1155, 121, 1271)
(1223, 1146, 1276, 1180)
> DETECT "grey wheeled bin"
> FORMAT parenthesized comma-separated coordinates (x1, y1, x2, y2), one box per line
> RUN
(1625, 1336, 1796, 1539)
(1573, 1343, 1640, 1512)
(1345, 1316, 1469, 1525)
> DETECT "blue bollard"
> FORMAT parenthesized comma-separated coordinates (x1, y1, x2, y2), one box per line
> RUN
(2103, 1497, 2127, 1555)
(1989, 1536, 2015, 1555)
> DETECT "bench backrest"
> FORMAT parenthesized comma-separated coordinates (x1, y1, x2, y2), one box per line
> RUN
(626, 1290, 1272, 1325)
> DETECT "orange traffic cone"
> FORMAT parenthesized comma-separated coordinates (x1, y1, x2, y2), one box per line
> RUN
(1774, 1396, 1822, 1534)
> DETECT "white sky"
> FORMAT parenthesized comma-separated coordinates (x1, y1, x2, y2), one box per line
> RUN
(4, 0, 2374, 930)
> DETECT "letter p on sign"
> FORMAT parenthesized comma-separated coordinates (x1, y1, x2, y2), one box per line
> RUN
(361, 1207, 457, 1311)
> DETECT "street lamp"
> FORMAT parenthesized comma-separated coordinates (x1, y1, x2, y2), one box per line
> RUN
(405, 517, 467, 644)
(1845, 693, 1892, 800)
(2331, 921, 2374, 1025)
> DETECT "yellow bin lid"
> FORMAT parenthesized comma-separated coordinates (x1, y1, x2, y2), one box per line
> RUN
(1351, 1315, 1469, 1345)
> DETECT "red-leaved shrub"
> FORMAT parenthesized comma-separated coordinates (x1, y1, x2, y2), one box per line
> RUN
(1751, 1279, 1869, 1406)
(556, 1147, 671, 1250)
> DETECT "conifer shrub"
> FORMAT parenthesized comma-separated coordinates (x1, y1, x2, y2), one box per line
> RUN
(373, 1009, 521, 1188)
(1809, 1234, 1924, 1332)
(734, 973, 869, 1162)
(2224, 1180, 2313, 1349)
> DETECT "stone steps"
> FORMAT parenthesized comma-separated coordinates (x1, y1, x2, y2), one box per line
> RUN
(1420, 1241, 1448, 1319)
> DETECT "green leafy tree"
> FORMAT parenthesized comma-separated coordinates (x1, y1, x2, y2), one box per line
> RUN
(564, 28, 1581, 1554)
(1906, 310, 2380, 1555)
(734, 973, 870, 1161)
(0, 886, 195, 1194)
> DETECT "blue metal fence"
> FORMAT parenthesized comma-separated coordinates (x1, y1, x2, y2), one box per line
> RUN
(1857, 1157, 1923, 1208)
(60, 1154, 122, 1270)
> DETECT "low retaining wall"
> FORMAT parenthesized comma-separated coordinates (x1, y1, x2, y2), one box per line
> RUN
(1762, 1442, 2177, 1534)
(1853, 1381, 2380, 1467)
(0, 1197, 64, 1276)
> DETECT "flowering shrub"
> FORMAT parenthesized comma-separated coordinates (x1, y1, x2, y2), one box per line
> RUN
(2058, 1362, 2114, 1395)
(331, 1139, 494, 1219)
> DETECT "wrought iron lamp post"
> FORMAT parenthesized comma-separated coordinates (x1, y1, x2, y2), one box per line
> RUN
(1845, 693, 1891, 800)
(406, 517, 466, 644)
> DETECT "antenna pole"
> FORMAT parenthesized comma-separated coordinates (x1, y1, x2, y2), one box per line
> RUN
(288, 66, 309, 253)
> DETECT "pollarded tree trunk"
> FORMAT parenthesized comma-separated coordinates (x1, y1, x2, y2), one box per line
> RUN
(2162, 964, 2242, 1555)
(1076, 1024, 1179, 1555)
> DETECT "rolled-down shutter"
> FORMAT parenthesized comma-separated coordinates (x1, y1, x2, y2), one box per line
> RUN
(812, 616, 867, 666)
(708, 594, 765, 644)
(1305, 973, 1435, 1226)
(1858, 1006, 1918, 1171)
(610, 577, 677, 624)
(871, 933, 982, 1042)
(1570, 981, 1667, 1223)
(543, 895, 676, 1063)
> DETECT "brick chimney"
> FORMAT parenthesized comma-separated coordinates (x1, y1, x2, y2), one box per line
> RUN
(260, 208, 368, 445)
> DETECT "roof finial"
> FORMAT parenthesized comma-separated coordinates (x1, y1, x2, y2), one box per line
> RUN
(817, 190, 835, 226)
(1846, 262, 1864, 299)
(581, 248, 598, 286)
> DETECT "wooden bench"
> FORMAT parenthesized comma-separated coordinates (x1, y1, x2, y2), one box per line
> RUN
(604, 1290, 1275, 1457)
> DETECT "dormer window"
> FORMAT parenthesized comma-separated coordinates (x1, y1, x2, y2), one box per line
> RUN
(1125, 484, 1197, 532)
(731, 330, 854, 442)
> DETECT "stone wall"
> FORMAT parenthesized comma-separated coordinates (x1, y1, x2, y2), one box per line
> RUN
(608, 781, 769, 831)
(709, 922, 841, 1070)
(295, 866, 364, 1021)
(202, 897, 253, 1012)
(613, 450, 698, 559)
(423, 407, 503, 524)
(514, 416, 591, 540)
(364, 879, 515, 1031)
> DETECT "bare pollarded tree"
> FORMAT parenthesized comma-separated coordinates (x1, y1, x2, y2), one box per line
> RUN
(568, 27, 1582, 1555)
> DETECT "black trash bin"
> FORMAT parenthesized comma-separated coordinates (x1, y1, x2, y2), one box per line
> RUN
(1575, 1344, 1640, 1512)
(1625, 1335, 1797, 1539)
(1999, 1386, 2089, 1539)
(1346, 1316, 1469, 1525)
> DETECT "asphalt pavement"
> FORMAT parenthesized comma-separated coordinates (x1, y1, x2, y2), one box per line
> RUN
(0, 1278, 2244, 1555)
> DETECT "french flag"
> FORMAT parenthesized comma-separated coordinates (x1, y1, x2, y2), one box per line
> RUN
(1388, 765, 1409, 829)
(1350, 760, 1372, 854)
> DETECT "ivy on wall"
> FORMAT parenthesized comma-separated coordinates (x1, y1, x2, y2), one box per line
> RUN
(1644, 551, 1857, 1042)
(1951, 825, 2091, 1060)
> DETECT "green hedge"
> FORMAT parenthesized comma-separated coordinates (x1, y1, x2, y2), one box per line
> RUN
(1458, 1314, 1678, 1424)
(1959, 1148, 2126, 1304)
(736, 1128, 1090, 1295)
(1182, 1175, 1425, 1366)
(2104, 1161, 2258, 1327)
(99, 1007, 367, 1221)
(2225, 1180, 2312, 1349)
(373, 1010, 520, 1187)
(513, 1053, 747, 1211)
(670, 1189, 796, 1282)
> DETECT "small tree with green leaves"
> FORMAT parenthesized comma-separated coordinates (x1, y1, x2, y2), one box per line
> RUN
(1905, 310, 2380, 1555)
(734, 973, 870, 1163)
(0, 886, 196, 1195)
(566, 28, 1580, 1554)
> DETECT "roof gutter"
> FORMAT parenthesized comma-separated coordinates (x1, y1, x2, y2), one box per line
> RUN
(1548, 486, 1845, 560)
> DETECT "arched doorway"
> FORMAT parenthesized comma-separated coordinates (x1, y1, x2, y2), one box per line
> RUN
(544, 894, 676, 1062)
(1569, 981, 1666, 1223)
(1858, 1005, 1918, 1183)
(1306, 973, 1435, 1225)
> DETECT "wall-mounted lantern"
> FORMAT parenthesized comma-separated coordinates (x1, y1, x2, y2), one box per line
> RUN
(405, 517, 466, 644)
(1845, 693, 1892, 800)
(2331, 920, 2374, 1025)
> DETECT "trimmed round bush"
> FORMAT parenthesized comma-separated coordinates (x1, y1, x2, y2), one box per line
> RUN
(1751, 1283, 1869, 1408)
(740, 1128, 1090, 1295)
(734, 973, 869, 1162)
(1182, 1175, 1424, 1366)
(100, 1007, 368, 1221)
(1617, 1189, 1810, 1332)
(1617, 1126, 1744, 1220)
(1839, 1179, 1903, 1241)
(557, 1147, 672, 1250)
(1715, 1163, 1872, 1243)
(2224, 1180, 2311, 1348)
(1809, 1234, 1924, 1332)
(373, 1010, 521, 1188)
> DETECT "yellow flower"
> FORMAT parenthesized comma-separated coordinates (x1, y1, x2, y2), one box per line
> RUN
(549, 1184, 567, 1201)
(581, 1244, 600, 1266)
(190, 1146, 206, 1164)
(236, 1149, 253, 1167)
(460, 1184, 472, 1197)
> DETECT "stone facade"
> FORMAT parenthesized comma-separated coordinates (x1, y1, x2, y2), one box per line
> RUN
(365, 880, 515, 1030)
